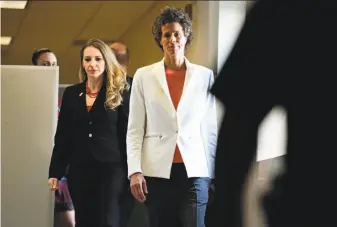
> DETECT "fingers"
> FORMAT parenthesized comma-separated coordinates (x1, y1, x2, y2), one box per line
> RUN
(143, 180, 148, 194)
(48, 178, 58, 191)
(131, 185, 138, 201)
(131, 183, 146, 202)
(130, 186, 138, 201)
(137, 183, 146, 202)
(51, 180, 58, 191)
(130, 175, 147, 203)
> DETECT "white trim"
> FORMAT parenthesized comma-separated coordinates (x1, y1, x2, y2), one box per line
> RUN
(59, 84, 72, 88)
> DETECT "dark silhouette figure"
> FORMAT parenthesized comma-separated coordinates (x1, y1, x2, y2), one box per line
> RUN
(211, 1, 336, 226)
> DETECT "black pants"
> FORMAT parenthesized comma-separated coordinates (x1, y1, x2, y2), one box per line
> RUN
(145, 163, 210, 227)
(67, 156, 134, 227)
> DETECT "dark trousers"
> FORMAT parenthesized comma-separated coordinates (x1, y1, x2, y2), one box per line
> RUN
(205, 201, 216, 227)
(67, 155, 134, 227)
(145, 163, 210, 227)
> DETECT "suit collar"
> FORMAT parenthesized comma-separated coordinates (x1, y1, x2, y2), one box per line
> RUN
(76, 81, 106, 114)
(153, 57, 195, 114)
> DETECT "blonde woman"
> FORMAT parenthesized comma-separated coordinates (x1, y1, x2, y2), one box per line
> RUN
(48, 39, 133, 227)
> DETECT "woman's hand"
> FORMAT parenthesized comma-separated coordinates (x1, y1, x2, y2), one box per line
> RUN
(130, 173, 148, 202)
(48, 178, 59, 191)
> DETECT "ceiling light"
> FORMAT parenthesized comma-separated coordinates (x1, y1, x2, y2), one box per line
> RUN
(1, 36, 12, 45)
(0, 1, 28, 9)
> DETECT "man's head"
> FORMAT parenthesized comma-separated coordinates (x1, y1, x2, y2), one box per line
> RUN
(110, 41, 130, 71)
(32, 48, 57, 66)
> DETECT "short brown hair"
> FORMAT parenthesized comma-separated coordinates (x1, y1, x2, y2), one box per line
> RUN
(152, 6, 193, 51)
(32, 48, 53, 65)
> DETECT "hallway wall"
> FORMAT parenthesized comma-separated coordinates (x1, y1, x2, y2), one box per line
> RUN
(119, 1, 194, 76)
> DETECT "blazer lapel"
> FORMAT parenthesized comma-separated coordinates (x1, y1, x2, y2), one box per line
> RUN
(77, 81, 88, 115)
(83, 81, 106, 113)
(177, 58, 194, 112)
(90, 86, 105, 111)
(153, 60, 176, 114)
(153, 58, 196, 115)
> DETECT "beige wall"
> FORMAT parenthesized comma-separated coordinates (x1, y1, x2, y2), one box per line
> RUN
(57, 1, 194, 83)
(119, 1, 195, 76)
(1, 65, 58, 227)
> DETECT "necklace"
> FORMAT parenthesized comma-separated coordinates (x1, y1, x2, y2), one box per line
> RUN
(86, 81, 99, 98)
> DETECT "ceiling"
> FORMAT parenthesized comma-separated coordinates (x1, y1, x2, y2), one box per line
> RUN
(1, 1, 155, 82)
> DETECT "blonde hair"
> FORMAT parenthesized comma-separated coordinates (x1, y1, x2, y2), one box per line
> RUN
(79, 38, 129, 110)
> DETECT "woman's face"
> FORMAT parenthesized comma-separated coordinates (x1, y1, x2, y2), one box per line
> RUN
(82, 46, 105, 79)
(160, 22, 187, 58)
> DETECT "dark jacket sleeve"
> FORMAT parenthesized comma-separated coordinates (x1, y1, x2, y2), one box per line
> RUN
(127, 76, 133, 90)
(117, 88, 131, 168)
(210, 1, 277, 226)
(49, 87, 72, 180)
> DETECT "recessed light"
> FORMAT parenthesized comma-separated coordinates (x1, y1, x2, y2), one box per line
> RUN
(0, 1, 28, 10)
(1, 36, 12, 45)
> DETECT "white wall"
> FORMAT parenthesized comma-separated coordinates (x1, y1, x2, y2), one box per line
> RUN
(190, 1, 246, 74)
(1, 65, 58, 227)
(217, 1, 247, 74)
(188, 1, 219, 71)
(190, 1, 247, 125)
(191, 2, 288, 227)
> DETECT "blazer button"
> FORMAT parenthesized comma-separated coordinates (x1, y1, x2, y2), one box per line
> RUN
(89, 133, 92, 137)
(89, 121, 92, 124)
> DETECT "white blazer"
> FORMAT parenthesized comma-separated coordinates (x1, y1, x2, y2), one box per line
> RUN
(127, 58, 217, 179)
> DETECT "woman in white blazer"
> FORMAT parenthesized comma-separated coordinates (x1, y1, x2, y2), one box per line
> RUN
(127, 6, 217, 227)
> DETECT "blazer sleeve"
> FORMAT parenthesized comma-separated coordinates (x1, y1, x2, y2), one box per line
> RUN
(201, 70, 218, 179)
(126, 70, 146, 178)
(117, 87, 131, 168)
(48, 87, 72, 180)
